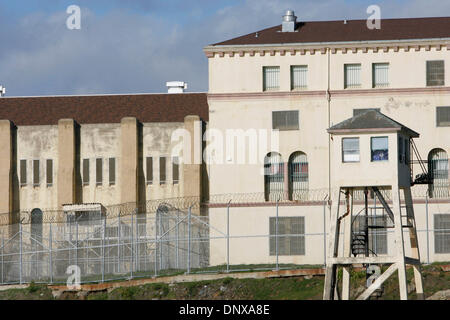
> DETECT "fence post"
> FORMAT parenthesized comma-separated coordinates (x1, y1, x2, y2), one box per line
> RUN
(117, 213, 121, 273)
(426, 190, 430, 264)
(275, 198, 279, 271)
(227, 200, 231, 273)
(130, 210, 134, 279)
(19, 222, 23, 284)
(136, 209, 139, 272)
(1, 236, 3, 284)
(102, 216, 106, 283)
(154, 210, 158, 277)
(158, 210, 162, 272)
(49, 223, 53, 284)
(187, 206, 191, 274)
(176, 210, 179, 270)
(323, 195, 327, 267)
(75, 222, 78, 270)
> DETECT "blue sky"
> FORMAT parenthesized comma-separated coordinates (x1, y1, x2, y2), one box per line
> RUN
(0, 0, 449, 96)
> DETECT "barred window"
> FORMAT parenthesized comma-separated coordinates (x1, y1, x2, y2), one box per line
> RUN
(20, 160, 27, 186)
(291, 65, 307, 90)
(435, 214, 450, 253)
(353, 108, 380, 117)
(344, 64, 361, 88)
(427, 60, 445, 86)
(173, 157, 179, 184)
(263, 66, 280, 91)
(96, 158, 103, 186)
(109, 158, 115, 185)
(160, 157, 166, 184)
(437, 106, 450, 127)
(46, 159, 53, 186)
(270, 217, 305, 256)
(354, 215, 388, 255)
(146, 157, 153, 184)
(289, 152, 308, 201)
(264, 152, 284, 201)
(83, 159, 89, 185)
(342, 138, 360, 162)
(33, 160, 40, 186)
(272, 110, 299, 130)
(428, 149, 449, 199)
(372, 63, 389, 88)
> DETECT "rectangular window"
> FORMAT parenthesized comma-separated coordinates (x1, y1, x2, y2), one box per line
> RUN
(342, 138, 360, 162)
(46, 159, 53, 186)
(33, 160, 40, 186)
(160, 157, 166, 184)
(372, 63, 389, 88)
(263, 66, 280, 91)
(20, 160, 27, 186)
(269, 217, 305, 256)
(344, 64, 361, 88)
(83, 159, 89, 185)
(427, 60, 445, 86)
(146, 157, 153, 184)
(435, 214, 450, 254)
(437, 106, 450, 127)
(398, 137, 404, 163)
(371, 137, 389, 161)
(109, 158, 115, 185)
(290, 65, 307, 90)
(272, 110, 299, 130)
(96, 158, 103, 186)
(173, 157, 179, 184)
(353, 108, 380, 117)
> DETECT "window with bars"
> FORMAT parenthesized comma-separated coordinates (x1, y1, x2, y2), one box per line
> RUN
(173, 157, 179, 184)
(269, 217, 305, 256)
(33, 160, 40, 186)
(344, 64, 361, 88)
(83, 159, 89, 185)
(342, 138, 360, 162)
(427, 60, 445, 86)
(146, 157, 153, 185)
(371, 137, 389, 161)
(264, 153, 284, 201)
(289, 152, 308, 201)
(435, 214, 450, 253)
(428, 149, 449, 199)
(372, 63, 389, 88)
(263, 66, 280, 91)
(46, 159, 53, 186)
(354, 215, 388, 255)
(437, 106, 450, 127)
(290, 65, 308, 90)
(272, 110, 299, 130)
(109, 158, 115, 185)
(353, 108, 380, 117)
(20, 160, 27, 186)
(96, 158, 103, 186)
(160, 157, 166, 184)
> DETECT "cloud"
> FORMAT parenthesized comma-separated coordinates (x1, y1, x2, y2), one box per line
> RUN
(0, 0, 449, 96)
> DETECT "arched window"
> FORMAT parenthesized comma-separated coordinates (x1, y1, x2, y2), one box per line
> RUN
(264, 152, 284, 201)
(31, 208, 43, 240)
(428, 149, 449, 198)
(289, 152, 309, 201)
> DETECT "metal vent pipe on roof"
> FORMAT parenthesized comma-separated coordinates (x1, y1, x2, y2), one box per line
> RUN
(282, 10, 297, 32)
(166, 81, 187, 94)
(0, 86, 5, 97)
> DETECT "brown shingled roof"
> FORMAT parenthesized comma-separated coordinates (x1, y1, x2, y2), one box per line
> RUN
(0, 93, 208, 126)
(212, 17, 450, 46)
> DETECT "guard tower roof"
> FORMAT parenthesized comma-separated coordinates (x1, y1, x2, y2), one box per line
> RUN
(327, 110, 419, 138)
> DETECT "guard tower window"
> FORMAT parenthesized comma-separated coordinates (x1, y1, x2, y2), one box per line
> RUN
(342, 138, 360, 162)
(371, 137, 389, 161)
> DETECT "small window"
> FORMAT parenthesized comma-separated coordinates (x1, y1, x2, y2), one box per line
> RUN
(291, 65, 307, 90)
(33, 160, 40, 186)
(20, 160, 27, 186)
(398, 137, 404, 163)
(427, 60, 445, 86)
(83, 159, 89, 185)
(342, 138, 360, 162)
(109, 158, 115, 185)
(372, 63, 389, 88)
(269, 217, 305, 256)
(263, 66, 280, 91)
(371, 137, 389, 161)
(272, 111, 299, 130)
(160, 157, 166, 184)
(46, 159, 53, 186)
(173, 157, 179, 184)
(435, 214, 450, 254)
(146, 157, 153, 185)
(437, 106, 450, 127)
(353, 108, 381, 117)
(96, 158, 103, 186)
(344, 64, 361, 89)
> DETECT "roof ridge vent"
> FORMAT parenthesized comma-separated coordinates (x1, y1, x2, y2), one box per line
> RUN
(282, 10, 297, 32)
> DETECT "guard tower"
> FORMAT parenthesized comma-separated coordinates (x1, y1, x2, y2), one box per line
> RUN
(323, 110, 424, 300)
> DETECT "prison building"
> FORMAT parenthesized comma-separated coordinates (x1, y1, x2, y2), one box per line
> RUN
(204, 14, 450, 265)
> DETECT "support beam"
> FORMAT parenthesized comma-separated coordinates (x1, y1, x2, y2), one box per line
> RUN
(357, 263, 398, 300)
(372, 187, 394, 223)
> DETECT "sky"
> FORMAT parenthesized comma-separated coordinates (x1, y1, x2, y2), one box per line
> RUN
(0, 0, 450, 96)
